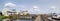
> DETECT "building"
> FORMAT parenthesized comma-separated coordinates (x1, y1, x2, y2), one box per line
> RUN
(2, 8, 10, 16)
(2, 3, 16, 16)
(2, 8, 17, 16)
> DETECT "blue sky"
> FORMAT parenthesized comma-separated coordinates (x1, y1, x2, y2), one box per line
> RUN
(0, 0, 60, 14)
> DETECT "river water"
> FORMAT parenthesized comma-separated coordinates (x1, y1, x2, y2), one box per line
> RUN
(1, 19, 34, 21)
(13, 19, 34, 21)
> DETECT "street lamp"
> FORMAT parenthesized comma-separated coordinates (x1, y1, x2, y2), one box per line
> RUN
(50, 6, 56, 13)
(50, 6, 56, 17)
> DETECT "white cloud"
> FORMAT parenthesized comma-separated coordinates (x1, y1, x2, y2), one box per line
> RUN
(28, 6, 40, 14)
(4, 3, 16, 7)
(33, 6, 40, 11)
(33, 6, 38, 9)
(51, 6, 56, 9)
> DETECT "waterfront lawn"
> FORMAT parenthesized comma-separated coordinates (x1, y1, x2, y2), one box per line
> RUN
(0, 16, 5, 19)
(0, 16, 11, 19)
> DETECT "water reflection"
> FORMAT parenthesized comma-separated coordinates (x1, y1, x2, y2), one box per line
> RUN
(13, 19, 34, 21)
(2, 19, 34, 21)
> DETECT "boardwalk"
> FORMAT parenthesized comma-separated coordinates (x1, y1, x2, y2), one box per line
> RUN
(40, 14, 52, 21)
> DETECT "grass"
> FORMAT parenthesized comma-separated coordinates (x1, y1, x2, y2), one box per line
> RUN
(0, 16, 7, 19)
(0, 15, 12, 19)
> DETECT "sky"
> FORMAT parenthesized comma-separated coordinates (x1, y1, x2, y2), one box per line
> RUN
(0, 0, 60, 14)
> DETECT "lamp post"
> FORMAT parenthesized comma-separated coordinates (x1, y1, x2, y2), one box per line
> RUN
(50, 6, 56, 17)
(50, 6, 56, 13)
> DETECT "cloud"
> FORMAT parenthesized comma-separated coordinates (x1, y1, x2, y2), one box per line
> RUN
(51, 6, 56, 9)
(33, 6, 40, 11)
(28, 6, 40, 14)
(33, 6, 38, 9)
(49, 6, 57, 11)
(4, 3, 16, 7)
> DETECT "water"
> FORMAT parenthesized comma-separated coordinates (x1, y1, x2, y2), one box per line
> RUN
(2, 19, 34, 21)
(13, 19, 34, 21)
(0, 19, 2, 21)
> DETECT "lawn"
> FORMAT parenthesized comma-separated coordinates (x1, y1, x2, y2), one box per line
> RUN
(0, 16, 12, 19)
